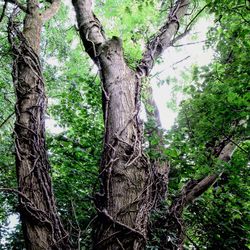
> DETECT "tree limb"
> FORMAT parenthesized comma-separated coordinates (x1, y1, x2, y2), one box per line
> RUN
(0, 187, 31, 201)
(41, 0, 61, 22)
(172, 141, 237, 214)
(0, 1, 8, 23)
(72, 0, 106, 63)
(136, 0, 190, 77)
(0, 112, 15, 129)
(184, 4, 209, 34)
(172, 39, 206, 47)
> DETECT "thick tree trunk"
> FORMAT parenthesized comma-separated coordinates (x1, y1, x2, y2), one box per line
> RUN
(93, 38, 155, 250)
(72, 0, 190, 249)
(8, 1, 70, 249)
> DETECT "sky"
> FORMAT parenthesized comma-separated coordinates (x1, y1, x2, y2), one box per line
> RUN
(151, 18, 214, 129)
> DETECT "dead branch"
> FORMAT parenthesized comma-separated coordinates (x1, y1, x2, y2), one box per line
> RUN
(184, 4, 209, 33)
(172, 39, 206, 47)
(171, 55, 190, 67)
(0, 1, 8, 23)
(0, 187, 31, 201)
(0, 111, 15, 129)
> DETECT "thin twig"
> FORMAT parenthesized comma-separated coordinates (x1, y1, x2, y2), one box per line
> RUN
(0, 112, 15, 129)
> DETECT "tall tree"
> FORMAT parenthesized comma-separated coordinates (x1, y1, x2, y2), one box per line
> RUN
(3, 0, 70, 249)
(0, 0, 248, 249)
(72, 0, 190, 249)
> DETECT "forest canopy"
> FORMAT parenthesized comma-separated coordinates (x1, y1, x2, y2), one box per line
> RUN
(0, 0, 249, 249)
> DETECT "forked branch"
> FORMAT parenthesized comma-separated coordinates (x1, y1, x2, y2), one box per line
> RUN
(136, 0, 190, 77)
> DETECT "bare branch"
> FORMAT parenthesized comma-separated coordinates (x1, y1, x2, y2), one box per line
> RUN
(184, 4, 209, 34)
(0, 187, 31, 201)
(171, 55, 190, 67)
(136, 0, 190, 77)
(172, 39, 206, 47)
(41, 0, 61, 22)
(169, 27, 191, 45)
(0, 1, 8, 23)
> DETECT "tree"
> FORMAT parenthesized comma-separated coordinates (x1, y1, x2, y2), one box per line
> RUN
(1, 0, 70, 249)
(0, 0, 249, 249)
(71, 0, 191, 249)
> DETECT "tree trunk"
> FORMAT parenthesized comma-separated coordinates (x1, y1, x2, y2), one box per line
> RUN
(72, 0, 190, 249)
(92, 37, 156, 250)
(8, 1, 70, 249)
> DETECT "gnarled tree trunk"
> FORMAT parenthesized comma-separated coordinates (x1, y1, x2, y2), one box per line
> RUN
(8, 0, 70, 249)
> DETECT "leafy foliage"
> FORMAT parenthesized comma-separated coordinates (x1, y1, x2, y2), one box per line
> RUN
(0, 0, 249, 249)
(162, 1, 250, 248)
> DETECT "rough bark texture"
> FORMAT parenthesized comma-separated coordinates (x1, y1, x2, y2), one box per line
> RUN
(8, 1, 70, 249)
(96, 37, 154, 250)
(72, 0, 190, 249)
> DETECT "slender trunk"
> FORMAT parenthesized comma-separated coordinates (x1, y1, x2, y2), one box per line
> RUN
(8, 2, 69, 249)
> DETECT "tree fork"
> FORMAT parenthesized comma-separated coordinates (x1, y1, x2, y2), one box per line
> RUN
(72, 0, 190, 249)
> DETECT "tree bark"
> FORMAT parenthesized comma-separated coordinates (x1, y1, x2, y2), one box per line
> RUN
(72, 0, 190, 249)
(8, 1, 70, 249)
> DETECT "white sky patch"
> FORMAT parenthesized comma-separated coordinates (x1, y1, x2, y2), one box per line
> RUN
(45, 117, 65, 134)
(151, 18, 214, 130)
(45, 99, 66, 134)
(0, 214, 19, 245)
(46, 56, 60, 66)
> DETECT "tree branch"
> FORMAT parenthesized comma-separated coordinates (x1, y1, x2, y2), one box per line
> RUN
(172, 141, 237, 214)
(41, 0, 61, 22)
(136, 0, 190, 77)
(0, 112, 15, 129)
(171, 39, 206, 47)
(184, 4, 209, 34)
(72, 0, 106, 64)
(0, 1, 8, 23)
(0, 188, 31, 201)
